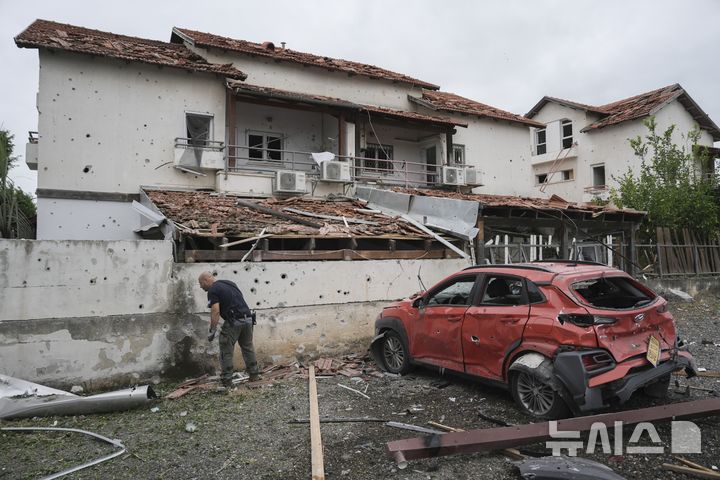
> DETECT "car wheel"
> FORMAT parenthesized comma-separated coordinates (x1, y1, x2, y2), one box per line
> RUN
(380, 330, 411, 374)
(511, 370, 569, 420)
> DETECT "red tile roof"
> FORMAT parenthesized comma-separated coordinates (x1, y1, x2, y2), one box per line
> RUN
(15, 20, 247, 80)
(411, 90, 543, 128)
(172, 27, 439, 90)
(227, 81, 466, 128)
(527, 84, 720, 140)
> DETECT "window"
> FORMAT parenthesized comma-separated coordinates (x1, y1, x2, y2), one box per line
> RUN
(561, 120, 573, 149)
(425, 276, 477, 307)
(480, 276, 527, 306)
(363, 143, 394, 174)
(572, 277, 655, 310)
(186, 113, 213, 147)
(535, 128, 547, 155)
(592, 164, 606, 187)
(248, 132, 283, 162)
(562, 169, 574, 181)
(452, 144, 466, 166)
(527, 281, 546, 304)
(536, 173, 548, 185)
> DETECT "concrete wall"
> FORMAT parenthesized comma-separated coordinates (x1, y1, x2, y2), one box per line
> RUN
(36, 198, 141, 240)
(0, 239, 466, 387)
(529, 99, 715, 202)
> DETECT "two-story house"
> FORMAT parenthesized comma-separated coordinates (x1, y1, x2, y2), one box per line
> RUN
(525, 84, 720, 203)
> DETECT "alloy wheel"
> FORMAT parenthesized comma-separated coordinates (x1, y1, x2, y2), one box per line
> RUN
(383, 336, 405, 371)
(515, 371, 555, 416)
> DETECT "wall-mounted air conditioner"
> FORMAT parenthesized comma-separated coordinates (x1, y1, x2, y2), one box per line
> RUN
(441, 166, 466, 186)
(464, 167, 483, 186)
(275, 170, 306, 194)
(321, 160, 351, 182)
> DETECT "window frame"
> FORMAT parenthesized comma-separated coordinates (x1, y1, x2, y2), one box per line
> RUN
(451, 144, 466, 166)
(561, 119, 573, 149)
(478, 274, 530, 307)
(362, 143, 395, 175)
(185, 112, 214, 147)
(536, 173, 548, 185)
(422, 274, 479, 308)
(592, 163, 606, 187)
(535, 128, 547, 155)
(247, 130, 285, 163)
(561, 169, 574, 181)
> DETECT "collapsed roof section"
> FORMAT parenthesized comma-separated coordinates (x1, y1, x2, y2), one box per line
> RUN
(526, 84, 720, 140)
(171, 27, 439, 90)
(141, 189, 466, 262)
(15, 19, 247, 80)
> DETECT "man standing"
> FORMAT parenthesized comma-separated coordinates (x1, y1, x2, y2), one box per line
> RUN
(198, 271, 260, 388)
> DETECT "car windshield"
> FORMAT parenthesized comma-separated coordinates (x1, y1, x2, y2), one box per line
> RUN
(572, 276, 655, 310)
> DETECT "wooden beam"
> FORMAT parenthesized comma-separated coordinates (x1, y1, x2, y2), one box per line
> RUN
(235, 199, 323, 228)
(226, 91, 237, 168)
(184, 249, 454, 262)
(219, 234, 273, 249)
(308, 366, 325, 480)
(474, 216, 485, 264)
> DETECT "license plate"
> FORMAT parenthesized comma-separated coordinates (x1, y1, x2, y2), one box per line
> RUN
(646, 335, 660, 367)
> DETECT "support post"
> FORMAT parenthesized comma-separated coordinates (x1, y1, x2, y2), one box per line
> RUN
(629, 224, 638, 276)
(445, 131, 453, 165)
(226, 91, 237, 169)
(338, 114, 346, 158)
(559, 222, 570, 260)
(474, 215, 485, 265)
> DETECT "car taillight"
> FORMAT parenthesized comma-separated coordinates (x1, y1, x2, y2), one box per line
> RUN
(581, 351, 615, 372)
(557, 314, 618, 326)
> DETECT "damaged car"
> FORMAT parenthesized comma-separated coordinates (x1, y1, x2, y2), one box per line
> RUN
(370, 261, 697, 419)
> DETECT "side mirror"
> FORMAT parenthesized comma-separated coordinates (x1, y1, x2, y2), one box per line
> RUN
(412, 297, 425, 309)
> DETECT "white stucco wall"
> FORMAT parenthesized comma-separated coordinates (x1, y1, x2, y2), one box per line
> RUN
(528, 99, 716, 202)
(194, 46, 423, 111)
(36, 50, 225, 194)
(36, 198, 140, 240)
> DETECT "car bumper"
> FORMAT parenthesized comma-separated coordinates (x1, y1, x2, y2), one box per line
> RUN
(554, 350, 698, 413)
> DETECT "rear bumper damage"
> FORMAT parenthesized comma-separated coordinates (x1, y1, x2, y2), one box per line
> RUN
(554, 349, 698, 413)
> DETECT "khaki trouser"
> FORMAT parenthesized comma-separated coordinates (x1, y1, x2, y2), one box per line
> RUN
(219, 319, 259, 385)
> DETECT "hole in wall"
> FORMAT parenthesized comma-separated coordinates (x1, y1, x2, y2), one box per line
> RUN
(82, 165, 91, 173)
(139, 304, 144, 309)
(281, 273, 287, 279)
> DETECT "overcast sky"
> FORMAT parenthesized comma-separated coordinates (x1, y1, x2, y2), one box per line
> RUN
(2, 0, 719, 196)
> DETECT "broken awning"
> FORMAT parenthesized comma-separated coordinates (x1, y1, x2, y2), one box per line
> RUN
(226, 81, 467, 129)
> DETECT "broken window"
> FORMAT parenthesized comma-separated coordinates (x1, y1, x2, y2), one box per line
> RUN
(527, 281, 546, 304)
(562, 169, 574, 181)
(535, 128, 547, 155)
(425, 275, 477, 306)
(186, 113, 213, 147)
(480, 276, 527, 306)
(592, 164, 606, 187)
(572, 277, 655, 309)
(363, 143, 394, 174)
(247, 132, 284, 162)
(561, 120, 573, 149)
(452, 144, 466, 166)
(536, 173, 548, 185)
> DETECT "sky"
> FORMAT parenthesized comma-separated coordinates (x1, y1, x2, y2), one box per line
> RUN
(2, 0, 719, 197)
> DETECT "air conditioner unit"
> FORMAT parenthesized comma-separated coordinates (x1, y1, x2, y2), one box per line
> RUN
(441, 166, 466, 186)
(275, 170, 306, 194)
(464, 167, 483, 186)
(321, 160, 351, 182)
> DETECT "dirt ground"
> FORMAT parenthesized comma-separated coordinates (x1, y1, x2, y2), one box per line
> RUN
(1, 293, 719, 479)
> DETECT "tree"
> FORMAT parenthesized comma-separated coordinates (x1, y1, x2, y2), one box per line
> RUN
(611, 117, 719, 239)
(1, 129, 36, 238)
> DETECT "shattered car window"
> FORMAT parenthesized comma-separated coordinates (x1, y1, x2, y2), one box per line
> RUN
(572, 276, 655, 309)
(481, 276, 526, 306)
(426, 277, 476, 306)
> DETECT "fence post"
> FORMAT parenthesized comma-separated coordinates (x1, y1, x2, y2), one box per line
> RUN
(656, 243, 663, 277)
(693, 244, 700, 276)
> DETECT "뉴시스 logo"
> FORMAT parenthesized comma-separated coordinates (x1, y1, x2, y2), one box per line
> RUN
(546, 420, 701, 455)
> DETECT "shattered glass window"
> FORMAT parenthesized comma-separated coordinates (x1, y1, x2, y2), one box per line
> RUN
(572, 277, 655, 309)
(186, 113, 213, 147)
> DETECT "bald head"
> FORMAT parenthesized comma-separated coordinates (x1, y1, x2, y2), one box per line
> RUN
(198, 271, 216, 291)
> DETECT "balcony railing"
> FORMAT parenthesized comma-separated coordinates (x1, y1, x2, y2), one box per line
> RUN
(225, 145, 460, 187)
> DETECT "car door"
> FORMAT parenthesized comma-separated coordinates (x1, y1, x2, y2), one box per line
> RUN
(411, 274, 479, 372)
(462, 274, 531, 381)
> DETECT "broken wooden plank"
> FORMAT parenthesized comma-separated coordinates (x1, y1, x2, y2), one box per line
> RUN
(283, 207, 380, 226)
(236, 199, 323, 228)
(662, 463, 720, 479)
(308, 365, 325, 480)
(337, 383, 370, 399)
(184, 249, 453, 262)
(386, 422, 445, 435)
(219, 234, 274, 249)
(674, 456, 718, 474)
(289, 417, 386, 424)
(400, 214, 469, 260)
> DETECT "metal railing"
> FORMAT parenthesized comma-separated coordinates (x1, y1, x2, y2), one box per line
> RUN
(583, 185, 609, 194)
(224, 144, 466, 187)
(174, 137, 224, 151)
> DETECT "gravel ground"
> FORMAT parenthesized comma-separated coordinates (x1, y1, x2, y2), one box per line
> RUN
(1, 293, 719, 479)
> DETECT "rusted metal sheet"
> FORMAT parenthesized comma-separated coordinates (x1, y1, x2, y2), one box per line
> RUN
(386, 398, 720, 465)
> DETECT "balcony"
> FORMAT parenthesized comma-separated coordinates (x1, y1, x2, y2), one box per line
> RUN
(582, 185, 610, 203)
(174, 138, 225, 173)
(531, 144, 578, 166)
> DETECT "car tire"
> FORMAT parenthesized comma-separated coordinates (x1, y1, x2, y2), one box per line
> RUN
(380, 330, 412, 374)
(642, 374, 670, 398)
(510, 368, 570, 420)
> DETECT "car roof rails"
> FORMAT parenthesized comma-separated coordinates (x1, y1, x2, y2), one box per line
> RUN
(462, 264, 553, 273)
(532, 259, 607, 267)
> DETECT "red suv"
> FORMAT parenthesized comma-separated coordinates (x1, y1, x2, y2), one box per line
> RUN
(370, 261, 697, 419)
